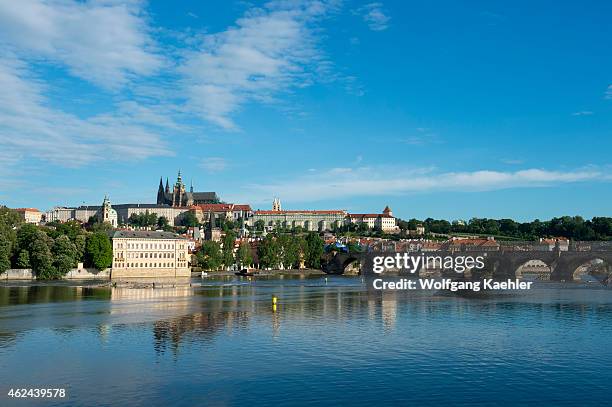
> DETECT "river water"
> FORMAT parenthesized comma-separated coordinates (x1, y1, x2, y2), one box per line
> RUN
(1, 276, 611, 406)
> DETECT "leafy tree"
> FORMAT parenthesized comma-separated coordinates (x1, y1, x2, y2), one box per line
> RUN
(128, 211, 159, 228)
(181, 211, 199, 227)
(197, 241, 223, 271)
(0, 233, 11, 273)
(278, 235, 301, 269)
(74, 234, 87, 263)
(16, 223, 38, 254)
(236, 241, 253, 268)
(16, 250, 30, 268)
(222, 231, 237, 269)
(52, 235, 78, 276)
(258, 234, 281, 269)
(304, 233, 324, 269)
(254, 220, 265, 232)
(30, 231, 57, 279)
(85, 232, 113, 270)
(91, 222, 113, 233)
(157, 216, 169, 229)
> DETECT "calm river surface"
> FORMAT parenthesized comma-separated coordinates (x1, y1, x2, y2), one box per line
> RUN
(1, 276, 612, 406)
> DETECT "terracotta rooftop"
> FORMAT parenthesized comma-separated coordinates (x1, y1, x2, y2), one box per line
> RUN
(14, 208, 40, 212)
(255, 210, 346, 215)
(193, 204, 252, 212)
(348, 213, 393, 218)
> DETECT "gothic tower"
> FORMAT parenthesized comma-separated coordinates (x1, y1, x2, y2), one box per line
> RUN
(172, 170, 186, 207)
(272, 197, 282, 211)
(156, 177, 165, 205)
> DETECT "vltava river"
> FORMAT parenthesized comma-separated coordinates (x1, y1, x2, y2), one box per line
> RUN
(1, 276, 612, 406)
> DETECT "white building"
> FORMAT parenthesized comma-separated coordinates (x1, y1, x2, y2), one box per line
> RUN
(111, 230, 190, 279)
(15, 208, 42, 224)
(346, 206, 398, 232)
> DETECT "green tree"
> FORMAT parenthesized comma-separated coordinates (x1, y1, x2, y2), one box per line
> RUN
(157, 216, 169, 229)
(30, 231, 57, 279)
(278, 235, 301, 269)
(74, 234, 87, 263)
(16, 250, 30, 268)
(52, 235, 78, 276)
(85, 232, 113, 270)
(181, 211, 199, 227)
(304, 233, 324, 269)
(222, 231, 236, 269)
(0, 233, 11, 273)
(236, 241, 253, 268)
(197, 241, 223, 271)
(258, 234, 281, 269)
(16, 223, 38, 254)
(254, 220, 265, 232)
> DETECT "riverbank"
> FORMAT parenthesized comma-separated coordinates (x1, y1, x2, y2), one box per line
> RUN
(196, 268, 327, 277)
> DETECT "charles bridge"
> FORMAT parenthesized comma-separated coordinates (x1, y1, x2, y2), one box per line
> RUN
(322, 241, 612, 284)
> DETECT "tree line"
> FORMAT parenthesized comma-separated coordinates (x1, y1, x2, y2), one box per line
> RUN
(194, 232, 324, 271)
(397, 216, 612, 240)
(0, 207, 113, 279)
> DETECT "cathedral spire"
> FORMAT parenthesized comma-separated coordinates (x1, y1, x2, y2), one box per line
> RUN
(165, 178, 170, 193)
(190, 179, 194, 193)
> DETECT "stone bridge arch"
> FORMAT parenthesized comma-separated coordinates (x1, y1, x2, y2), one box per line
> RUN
(551, 253, 612, 283)
(321, 252, 364, 275)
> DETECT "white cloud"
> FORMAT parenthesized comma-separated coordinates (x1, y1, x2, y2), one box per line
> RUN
(572, 111, 593, 116)
(0, 54, 171, 166)
(179, 1, 336, 129)
(359, 3, 390, 31)
(231, 166, 608, 204)
(199, 157, 228, 173)
(0, 0, 162, 90)
(606, 85, 612, 99)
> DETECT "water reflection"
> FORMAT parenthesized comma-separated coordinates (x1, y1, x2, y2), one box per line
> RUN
(1, 278, 612, 405)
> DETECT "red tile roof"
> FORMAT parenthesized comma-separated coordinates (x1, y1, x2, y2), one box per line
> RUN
(348, 213, 393, 218)
(255, 210, 346, 215)
(14, 208, 40, 212)
(192, 204, 252, 212)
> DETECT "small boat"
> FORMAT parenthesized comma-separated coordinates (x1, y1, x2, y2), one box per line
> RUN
(235, 268, 259, 277)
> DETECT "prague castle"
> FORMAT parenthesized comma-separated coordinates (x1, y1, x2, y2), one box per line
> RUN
(157, 171, 219, 207)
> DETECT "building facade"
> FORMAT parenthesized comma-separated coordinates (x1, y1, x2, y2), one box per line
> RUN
(111, 231, 190, 279)
(14, 208, 42, 224)
(250, 199, 347, 231)
(45, 203, 189, 226)
(346, 206, 398, 232)
(157, 171, 219, 207)
(98, 196, 118, 227)
(191, 203, 253, 224)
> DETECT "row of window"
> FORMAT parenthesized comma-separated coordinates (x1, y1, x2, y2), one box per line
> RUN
(114, 262, 179, 268)
(121, 252, 176, 259)
(115, 242, 185, 250)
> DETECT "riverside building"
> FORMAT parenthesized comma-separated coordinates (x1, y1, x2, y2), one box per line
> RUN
(111, 231, 190, 279)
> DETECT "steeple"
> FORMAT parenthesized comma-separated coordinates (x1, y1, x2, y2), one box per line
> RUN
(272, 197, 282, 211)
(157, 177, 165, 205)
(190, 179, 194, 193)
(165, 178, 170, 194)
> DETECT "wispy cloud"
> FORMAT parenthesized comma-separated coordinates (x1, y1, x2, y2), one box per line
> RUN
(358, 3, 390, 31)
(179, 1, 338, 130)
(0, 54, 171, 166)
(572, 111, 593, 116)
(0, 0, 163, 90)
(199, 157, 228, 173)
(606, 85, 612, 99)
(230, 166, 609, 204)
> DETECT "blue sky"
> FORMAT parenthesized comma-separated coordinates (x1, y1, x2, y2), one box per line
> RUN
(0, 0, 611, 221)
